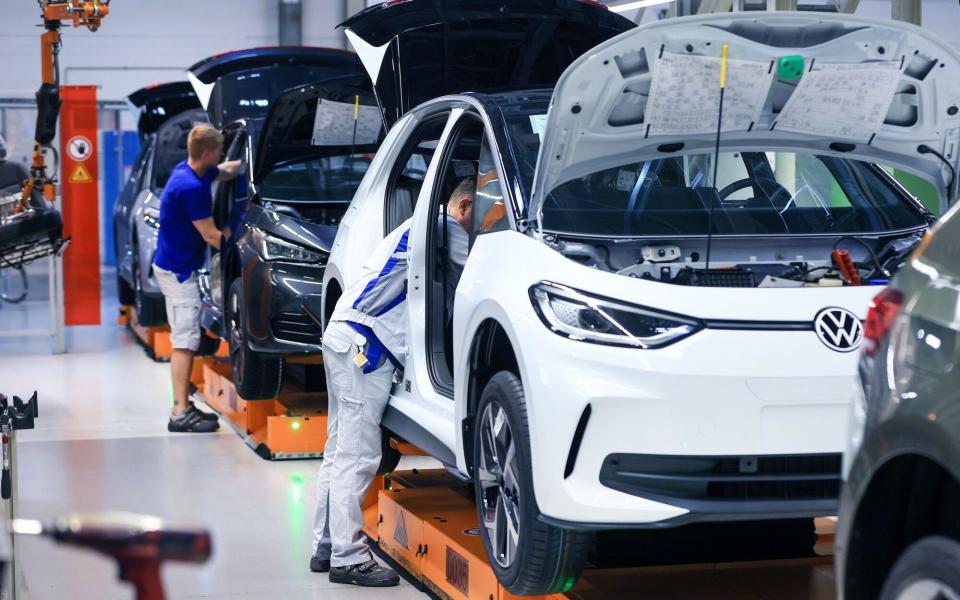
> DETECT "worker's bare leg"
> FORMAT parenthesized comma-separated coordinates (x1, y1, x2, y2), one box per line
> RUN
(170, 349, 194, 416)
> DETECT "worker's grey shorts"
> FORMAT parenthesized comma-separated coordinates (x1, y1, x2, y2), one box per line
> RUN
(153, 265, 201, 352)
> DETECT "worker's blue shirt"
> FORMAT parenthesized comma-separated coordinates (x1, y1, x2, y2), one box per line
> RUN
(154, 162, 219, 281)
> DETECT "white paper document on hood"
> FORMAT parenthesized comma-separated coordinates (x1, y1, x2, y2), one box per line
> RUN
(645, 53, 773, 136)
(311, 99, 382, 147)
(775, 62, 901, 143)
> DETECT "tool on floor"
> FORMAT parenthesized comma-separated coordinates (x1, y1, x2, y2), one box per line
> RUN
(11, 513, 212, 600)
(0, 392, 38, 600)
(0, 393, 38, 501)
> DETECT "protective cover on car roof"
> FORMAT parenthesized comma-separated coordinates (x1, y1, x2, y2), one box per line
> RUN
(339, 0, 635, 128)
(254, 74, 380, 181)
(531, 12, 960, 221)
(186, 47, 365, 128)
(127, 81, 201, 139)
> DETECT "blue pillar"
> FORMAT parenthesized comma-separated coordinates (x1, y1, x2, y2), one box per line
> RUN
(101, 131, 139, 265)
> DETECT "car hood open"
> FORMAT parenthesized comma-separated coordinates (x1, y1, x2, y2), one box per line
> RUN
(127, 81, 201, 139)
(254, 74, 380, 182)
(187, 47, 365, 128)
(531, 12, 960, 223)
(339, 0, 634, 129)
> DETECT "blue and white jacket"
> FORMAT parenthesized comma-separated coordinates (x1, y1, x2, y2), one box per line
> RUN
(330, 219, 411, 372)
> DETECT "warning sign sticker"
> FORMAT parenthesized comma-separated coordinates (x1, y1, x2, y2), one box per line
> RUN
(69, 163, 93, 184)
(67, 136, 93, 162)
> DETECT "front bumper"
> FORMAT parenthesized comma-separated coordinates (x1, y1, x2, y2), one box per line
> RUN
(514, 315, 857, 527)
(241, 252, 327, 355)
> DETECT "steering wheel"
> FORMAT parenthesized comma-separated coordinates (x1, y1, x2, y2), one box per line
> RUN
(718, 177, 792, 208)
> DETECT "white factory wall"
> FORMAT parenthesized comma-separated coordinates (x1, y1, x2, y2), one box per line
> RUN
(0, 0, 348, 102)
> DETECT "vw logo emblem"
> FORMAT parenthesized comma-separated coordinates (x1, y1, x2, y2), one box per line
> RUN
(814, 307, 864, 353)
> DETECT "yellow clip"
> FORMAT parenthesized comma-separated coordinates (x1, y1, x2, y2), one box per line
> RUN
(354, 349, 370, 370)
(720, 43, 729, 89)
(354, 95, 360, 121)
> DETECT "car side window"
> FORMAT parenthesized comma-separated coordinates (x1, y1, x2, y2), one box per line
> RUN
(384, 114, 449, 234)
(473, 134, 508, 235)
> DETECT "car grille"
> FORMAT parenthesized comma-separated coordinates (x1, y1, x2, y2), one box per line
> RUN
(270, 311, 322, 345)
(600, 453, 841, 503)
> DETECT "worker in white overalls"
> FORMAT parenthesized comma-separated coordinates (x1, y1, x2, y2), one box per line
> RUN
(310, 178, 475, 587)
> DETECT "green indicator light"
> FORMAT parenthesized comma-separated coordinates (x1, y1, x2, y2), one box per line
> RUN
(291, 475, 303, 484)
(291, 421, 301, 431)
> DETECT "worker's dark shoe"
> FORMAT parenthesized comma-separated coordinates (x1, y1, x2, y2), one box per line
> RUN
(167, 409, 219, 433)
(187, 401, 219, 421)
(310, 556, 330, 573)
(329, 559, 400, 587)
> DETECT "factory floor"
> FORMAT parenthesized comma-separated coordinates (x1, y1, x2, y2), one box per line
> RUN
(0, 265, 432, 600)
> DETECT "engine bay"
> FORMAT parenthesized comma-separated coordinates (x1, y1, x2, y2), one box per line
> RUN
(547, 230, 926, 288)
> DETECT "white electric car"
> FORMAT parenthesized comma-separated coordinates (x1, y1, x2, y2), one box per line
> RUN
(325, 6, 959, 596)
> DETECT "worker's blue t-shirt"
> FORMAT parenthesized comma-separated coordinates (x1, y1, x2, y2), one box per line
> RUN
(153, 162, 219, 281)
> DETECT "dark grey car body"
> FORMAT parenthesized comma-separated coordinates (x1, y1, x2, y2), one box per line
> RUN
(198, 74, 378, 399)
(837, 204, 960, 599)
(113, 82, 208, 325)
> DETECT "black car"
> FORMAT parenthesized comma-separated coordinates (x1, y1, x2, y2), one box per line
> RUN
(189, 48, 376, 399)
(113, 81, 207, 325)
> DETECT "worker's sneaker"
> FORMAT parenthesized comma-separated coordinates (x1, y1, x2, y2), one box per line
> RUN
(329, 559, 400, 587)
(309, 556, 331, 573)
(187, 401, 219, 421)
(167, 409, 219, 433)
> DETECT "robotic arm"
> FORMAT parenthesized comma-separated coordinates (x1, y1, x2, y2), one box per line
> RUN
(17, 0, 109, 212)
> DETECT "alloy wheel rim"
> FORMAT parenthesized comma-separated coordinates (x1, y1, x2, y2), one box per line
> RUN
(895, 578, 960, 600)
(477, 400, 521, 569)
(229, 291, 244, 380)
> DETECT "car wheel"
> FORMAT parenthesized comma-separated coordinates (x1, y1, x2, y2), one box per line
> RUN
(227, 279, 282, 400)
(116, 271, 135, 306)
(133, 256, 166, 327)
(472, 371, 592, 595)
(880, 536, 960, 600)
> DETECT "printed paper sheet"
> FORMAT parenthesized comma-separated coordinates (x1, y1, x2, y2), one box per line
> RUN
(775, 62, 902, 142)
(645, 52, 773, 136)
(312, 99, 382, 146)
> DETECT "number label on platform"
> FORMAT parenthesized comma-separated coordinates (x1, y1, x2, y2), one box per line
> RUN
(445, 546, 469, 596)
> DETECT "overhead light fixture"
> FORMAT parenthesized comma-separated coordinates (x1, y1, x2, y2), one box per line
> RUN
(608, 0, 675, 12)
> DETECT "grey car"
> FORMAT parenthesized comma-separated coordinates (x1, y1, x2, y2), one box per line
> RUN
(114, 82, 207, 326)
(837, 202, 960, 600)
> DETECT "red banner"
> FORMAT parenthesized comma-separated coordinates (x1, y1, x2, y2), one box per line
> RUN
(59, 85, 101, 325)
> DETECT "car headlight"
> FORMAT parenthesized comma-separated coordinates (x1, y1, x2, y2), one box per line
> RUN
(251, 227, 326, 264)
(143, 205, 160, 229)
(529, 282, 701, 348)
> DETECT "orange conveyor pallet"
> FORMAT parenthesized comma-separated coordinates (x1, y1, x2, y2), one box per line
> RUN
(363, 472, 838, 600)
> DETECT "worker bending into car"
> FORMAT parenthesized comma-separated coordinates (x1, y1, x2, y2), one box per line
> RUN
(153, 124, 242, 433)
(311, 177, 475, 587)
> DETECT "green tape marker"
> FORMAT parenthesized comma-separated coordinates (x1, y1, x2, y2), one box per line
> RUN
(778, 55, 805, 80)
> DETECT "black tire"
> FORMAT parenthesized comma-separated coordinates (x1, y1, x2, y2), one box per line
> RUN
(472, 371, 592, 595)
(226, 279, 282, 400)
(195, 329, 220, 357)
(377, 433, 402, 476)
(116, 268, 135, 306)
(880, 536, 960, 600)
(133, 256, 167, 327)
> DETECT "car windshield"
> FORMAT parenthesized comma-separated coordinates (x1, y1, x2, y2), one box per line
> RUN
(502, 109, 927, 237)
(260, 153, 371, 224)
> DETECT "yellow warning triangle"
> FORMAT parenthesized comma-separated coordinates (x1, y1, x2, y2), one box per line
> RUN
(69, 163, 93, 184)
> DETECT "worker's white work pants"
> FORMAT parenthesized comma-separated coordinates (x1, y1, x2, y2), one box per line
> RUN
(312, 321, 394, 567)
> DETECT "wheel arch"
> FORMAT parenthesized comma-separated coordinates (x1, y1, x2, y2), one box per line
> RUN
(463, 317, 521, 473)
(843, 451, 960, 600)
